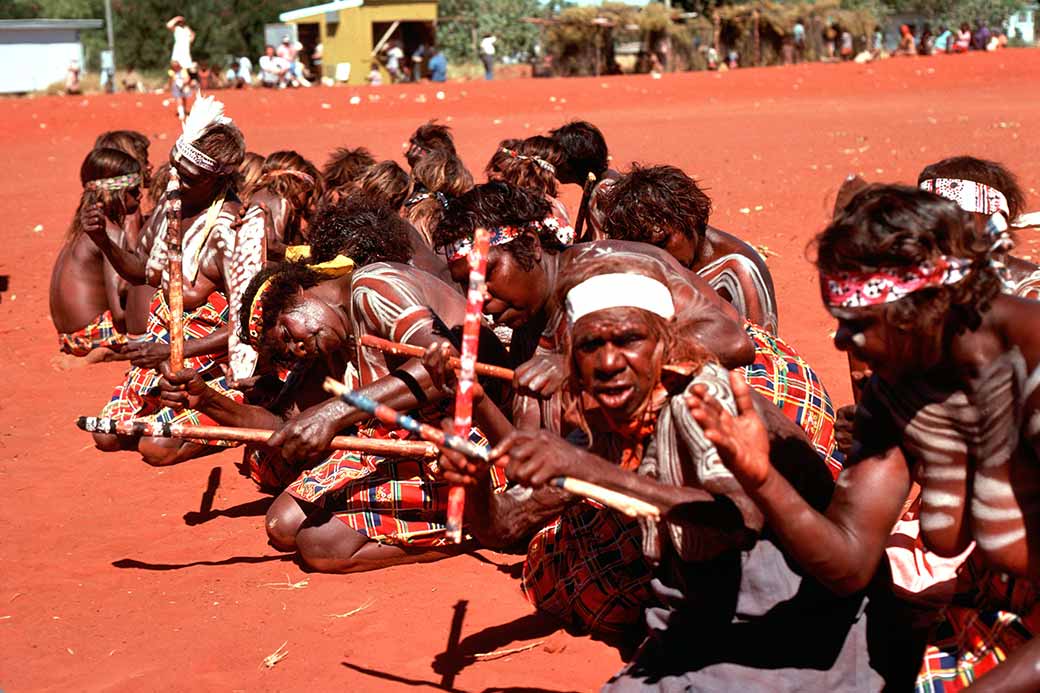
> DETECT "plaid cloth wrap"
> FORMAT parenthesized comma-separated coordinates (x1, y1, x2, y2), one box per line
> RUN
(740, 322, 844, 478)
(99, 289, 243, 446)
(521, 502, 654, 636)
(916, 568, 1040, 692)
(59, 309, 128, 357)
(286, 423, 502, 546)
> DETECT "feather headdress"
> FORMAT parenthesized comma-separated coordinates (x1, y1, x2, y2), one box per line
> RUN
(173, 96, 234, 173)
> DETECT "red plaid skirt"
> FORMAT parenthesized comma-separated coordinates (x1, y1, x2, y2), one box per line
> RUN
(916, 567, 1040, 692)
(740, 322, 843, 478)
(58, 309, 127, 357)
(100, 289, 242, 446)
(521, 502, 654, 636)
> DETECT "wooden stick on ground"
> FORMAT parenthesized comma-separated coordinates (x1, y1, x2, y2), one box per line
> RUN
(359, 335, 515, 382)
(165, 169, 185, 371)
(75, 416, 438, 458)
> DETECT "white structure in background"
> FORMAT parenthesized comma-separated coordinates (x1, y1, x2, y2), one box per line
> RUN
(0, 19, 103, 93)
(1007, 5, 1037, 44)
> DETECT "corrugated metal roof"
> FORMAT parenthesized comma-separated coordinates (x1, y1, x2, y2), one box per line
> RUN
(0, 19, 104, 30)
(279, 0, 364, 22)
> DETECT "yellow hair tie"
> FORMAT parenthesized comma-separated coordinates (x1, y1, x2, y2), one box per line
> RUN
(309, 254, 355, 278)
(285, 245, 311, 261)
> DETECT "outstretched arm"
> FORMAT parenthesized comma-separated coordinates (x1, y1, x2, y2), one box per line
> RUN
(687, 370, 910, 595)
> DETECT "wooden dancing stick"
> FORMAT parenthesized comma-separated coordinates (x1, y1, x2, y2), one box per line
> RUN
(447, 227, 492, 543)
(551, 478, 661, 520)
(319, 381, 662, 521)
(359, 335, 515, 382)
(165, 168, 185, 371)
(75, 416, 438, 457)
(322, 379, 489, 460)
(573, 171, 598, 241)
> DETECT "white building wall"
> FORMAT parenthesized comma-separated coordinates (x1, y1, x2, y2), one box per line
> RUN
(1007, 6, 1037, 44)
(0, 28, 85, 93)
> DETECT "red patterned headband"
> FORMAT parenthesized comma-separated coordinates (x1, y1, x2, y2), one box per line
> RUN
(822, 256, 973, 308)
(920, 178, 1009, 216)
(442, 216, 576, 262)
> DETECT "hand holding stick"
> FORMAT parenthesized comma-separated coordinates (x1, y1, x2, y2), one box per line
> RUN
(321, 380, 661, 521)
(165, 168, 185, 371)
(360, 335, 514, 381)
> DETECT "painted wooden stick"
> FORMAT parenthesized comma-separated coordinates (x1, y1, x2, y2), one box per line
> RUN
(573, 171, 598, 241)
(322, 378, 489, 460)
(447, 227, 492, 543)
(76, 416, 438, 457)
(165, 168, 185, 371)
(551, 477, 661, 520)
(317, 383, 661, 520)
(360, 335, 515, 382)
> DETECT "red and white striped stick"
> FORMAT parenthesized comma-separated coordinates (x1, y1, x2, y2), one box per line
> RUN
(446, 227, 491, 543)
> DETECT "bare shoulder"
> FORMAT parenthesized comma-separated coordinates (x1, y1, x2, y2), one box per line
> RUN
(705, 226, 774, 280)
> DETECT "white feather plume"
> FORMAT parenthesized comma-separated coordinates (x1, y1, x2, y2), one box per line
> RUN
(181, 95, 231, 144)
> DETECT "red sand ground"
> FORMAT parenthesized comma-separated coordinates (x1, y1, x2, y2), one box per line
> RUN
(3, 51, 1040, 692)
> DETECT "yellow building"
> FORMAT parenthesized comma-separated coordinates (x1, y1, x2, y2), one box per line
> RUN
(280, 0, 437, 85)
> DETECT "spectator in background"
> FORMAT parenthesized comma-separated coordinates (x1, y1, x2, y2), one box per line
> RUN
(954, 23, 972, 52)
(934, 25, 953, 52)
(237, 55, 253, 86)
(65, 59, 81, 95)
(385, 40, 404, 82)
(411, 43, 426, 81)
(480, 34, 497, 80)
(196, 61, 212, 90)
(972, 20, 991, 50)
(367, 63, 383, 86)
(895, 24, 916, 55)
(792, 19, 805, 63)
(312, 43, 323, 82)
(918, 23, 934, 55)
(427, 45, 447, 82)
(122, 65, 145, 93)
(168, 59, 196, 122)
(840, 28, 854, 60)
(224, 60, 240, 88)
(166, 16, 195, 70)
(259, 45, 289, 88)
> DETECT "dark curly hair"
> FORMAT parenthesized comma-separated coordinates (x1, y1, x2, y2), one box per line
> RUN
(549, 120, 609, 182)
(600, 164, 712, 245)
(308, 198, 413, 266)
(918, 156, 1026, 220)
(407, 121, 457, 168)
(814, 185, 1002, 334)
(237, 261, 324, 347)
(433, 181, 555, 270)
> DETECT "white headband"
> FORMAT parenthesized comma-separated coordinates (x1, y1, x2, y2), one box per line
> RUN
(920, 178, 1009, 216)
(566, 273, 675, 325)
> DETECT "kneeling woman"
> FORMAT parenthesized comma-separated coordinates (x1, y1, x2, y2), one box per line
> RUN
(437, 255, 917, 686)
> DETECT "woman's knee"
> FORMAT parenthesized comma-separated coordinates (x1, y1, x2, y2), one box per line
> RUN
(266, 493, 307, 550)
(296, 524, 365, 573)
(137, 437, 181, 466)
(92, 432, 125, 452)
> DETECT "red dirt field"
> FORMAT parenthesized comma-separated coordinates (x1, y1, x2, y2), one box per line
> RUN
(3, 50, 1039, 692)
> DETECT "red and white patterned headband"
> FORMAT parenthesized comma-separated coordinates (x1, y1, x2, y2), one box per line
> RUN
(822, 256, 973, 309)
(920, 178, 1009, 216)
(442, 216, 575, 262)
